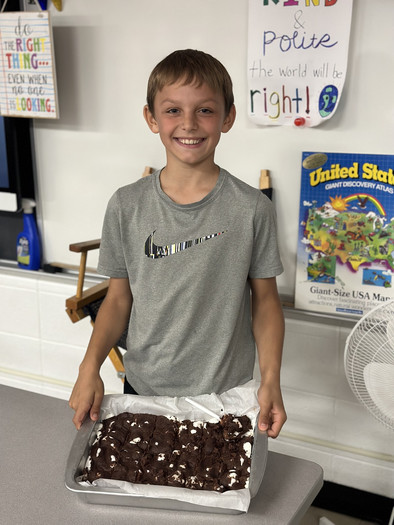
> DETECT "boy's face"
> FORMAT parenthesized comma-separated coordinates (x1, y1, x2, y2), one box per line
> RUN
(144, 80, 235, 171)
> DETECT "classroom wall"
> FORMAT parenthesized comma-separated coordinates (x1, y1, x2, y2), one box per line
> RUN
(32, 0, 394, 298)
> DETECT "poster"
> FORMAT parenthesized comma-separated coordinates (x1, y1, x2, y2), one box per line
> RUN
(248, 0, 353, 127)
(295, 152, 394, 317)
(0, 11, 58, 118)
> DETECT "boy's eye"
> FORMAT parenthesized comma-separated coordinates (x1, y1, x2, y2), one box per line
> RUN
(199, 108, 213, 114)
(166, 108, 179, 114)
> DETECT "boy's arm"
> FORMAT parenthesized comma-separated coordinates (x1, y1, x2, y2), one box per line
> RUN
(69, 277, 132, 430)
(250, 277, 287, 438)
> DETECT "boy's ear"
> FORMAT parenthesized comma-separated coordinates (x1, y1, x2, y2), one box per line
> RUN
(221, 104, 236, 133)
(143, 105, 159, 134)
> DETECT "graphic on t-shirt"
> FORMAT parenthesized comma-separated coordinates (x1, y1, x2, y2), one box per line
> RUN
(145, 230, 227, 259)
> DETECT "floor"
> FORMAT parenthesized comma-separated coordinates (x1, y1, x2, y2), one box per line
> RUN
(301, 507, 378, 525)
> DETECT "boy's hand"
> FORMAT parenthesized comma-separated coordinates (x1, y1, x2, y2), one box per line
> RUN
(68, 367, 104, 430)
(257, 381, 287, 438)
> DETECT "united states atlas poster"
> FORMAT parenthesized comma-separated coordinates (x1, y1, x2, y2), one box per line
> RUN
(295, 152, 394, 317)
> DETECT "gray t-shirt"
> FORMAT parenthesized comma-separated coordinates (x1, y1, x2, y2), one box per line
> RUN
(98, 168, 283, 396)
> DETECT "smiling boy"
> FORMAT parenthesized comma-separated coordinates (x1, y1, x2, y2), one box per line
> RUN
(69, 49, 286, 438)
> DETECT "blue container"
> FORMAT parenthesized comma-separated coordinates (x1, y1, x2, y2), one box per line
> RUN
(17, 199, 41, 270)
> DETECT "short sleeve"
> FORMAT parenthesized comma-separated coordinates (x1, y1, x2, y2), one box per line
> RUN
(248, 193, 283, 279)
(97, 191, 128, 278)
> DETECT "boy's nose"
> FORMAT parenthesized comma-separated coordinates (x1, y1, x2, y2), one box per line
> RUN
(181, 112, 197, 131)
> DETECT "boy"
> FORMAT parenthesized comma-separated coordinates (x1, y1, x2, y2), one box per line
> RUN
(69, 49, 286, 438)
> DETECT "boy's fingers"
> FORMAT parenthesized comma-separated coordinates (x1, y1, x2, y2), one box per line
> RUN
(267, 415, 285, 438)
(71, 397, 95, 430)
(259, 410, 270, 432)
(90, 392, 103, 423)
(72, 406, 88, 430)
(258, 405, 271, 432)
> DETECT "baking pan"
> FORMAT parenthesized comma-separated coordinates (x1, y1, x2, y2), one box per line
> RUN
(65, 396, 268, 514)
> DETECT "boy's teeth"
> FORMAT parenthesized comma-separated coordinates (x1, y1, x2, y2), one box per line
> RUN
(179, 138, 202, 145)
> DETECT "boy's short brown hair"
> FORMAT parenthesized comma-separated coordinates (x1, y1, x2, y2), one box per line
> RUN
(146, 49, 234, 116)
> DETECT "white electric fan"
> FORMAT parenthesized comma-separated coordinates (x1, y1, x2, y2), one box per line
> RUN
(344, 299, 394, 431)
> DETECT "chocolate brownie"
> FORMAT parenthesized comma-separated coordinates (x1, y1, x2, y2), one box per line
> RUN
(83, 412, 254, 492)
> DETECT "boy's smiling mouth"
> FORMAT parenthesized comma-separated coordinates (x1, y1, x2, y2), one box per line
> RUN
(176, 138, 205, 145)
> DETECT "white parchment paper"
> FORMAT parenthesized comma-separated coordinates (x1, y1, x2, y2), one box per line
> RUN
(78, 380, 265, 513)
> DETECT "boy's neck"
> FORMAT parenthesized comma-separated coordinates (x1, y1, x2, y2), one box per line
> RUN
(159, 164, 220, 205)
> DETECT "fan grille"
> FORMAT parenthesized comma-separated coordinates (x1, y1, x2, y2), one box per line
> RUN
(344, 300, 394, 430)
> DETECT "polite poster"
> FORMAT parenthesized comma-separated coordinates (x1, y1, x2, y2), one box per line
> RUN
(0, 11, 58, 118)
(247, 0, 353, 127)
(295, 152, 394, 317)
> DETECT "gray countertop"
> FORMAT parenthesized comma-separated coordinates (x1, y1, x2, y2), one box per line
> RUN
(0, 384, 323, 524)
